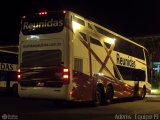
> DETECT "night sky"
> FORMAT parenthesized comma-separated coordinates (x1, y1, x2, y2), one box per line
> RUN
(1, 0, 160, 45)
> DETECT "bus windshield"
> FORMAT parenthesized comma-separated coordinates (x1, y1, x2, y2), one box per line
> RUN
(21, 11, 65, 35)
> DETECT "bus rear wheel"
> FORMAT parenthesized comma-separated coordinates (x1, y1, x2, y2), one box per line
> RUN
(105, 86, 113, 104)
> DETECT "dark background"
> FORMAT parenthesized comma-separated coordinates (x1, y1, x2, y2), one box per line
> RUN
(1, 0, 160, 45)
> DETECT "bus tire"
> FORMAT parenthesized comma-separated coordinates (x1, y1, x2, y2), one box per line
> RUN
(92, 87, 102, 106)
(11, 84, 18, 96)
(140, 87, 146, 100)
(106, 86, 113, 104)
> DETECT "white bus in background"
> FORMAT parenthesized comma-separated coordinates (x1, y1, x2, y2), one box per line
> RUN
(18, 10, 151, 105)
(0, 49, 18, 94)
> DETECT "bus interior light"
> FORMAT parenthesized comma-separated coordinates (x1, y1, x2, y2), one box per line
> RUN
(105, 37, 116, 44)
(72, 21, 81, 31)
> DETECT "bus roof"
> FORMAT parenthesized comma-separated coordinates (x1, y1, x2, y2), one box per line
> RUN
(21, 10, 147, 51)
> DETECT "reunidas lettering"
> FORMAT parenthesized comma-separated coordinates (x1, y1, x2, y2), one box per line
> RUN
(116, 53, 136, 68)
(0, 63, 13, 71)
(23, 19, 63, 30)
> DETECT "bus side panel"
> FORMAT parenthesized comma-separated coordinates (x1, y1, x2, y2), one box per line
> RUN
(70, 30, 94, 101)
(71, 72, 94, 101)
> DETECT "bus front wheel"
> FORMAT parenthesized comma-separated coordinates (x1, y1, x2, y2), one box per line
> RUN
(11, 84, 18, 96)
(92, 87, 102, 106)
(140, 87, 146, 99)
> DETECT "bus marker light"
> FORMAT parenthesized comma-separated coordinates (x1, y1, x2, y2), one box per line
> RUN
(69, 91, 73, 95)
(18, 69, 21, 73)
(18, 75, 21, 79)
(22, 16, 26, 19)
(63, 10, 66, 14)
(38, 11, 48, 15)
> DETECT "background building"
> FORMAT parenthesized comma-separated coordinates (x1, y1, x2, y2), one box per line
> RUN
(131, 36, 160, 89)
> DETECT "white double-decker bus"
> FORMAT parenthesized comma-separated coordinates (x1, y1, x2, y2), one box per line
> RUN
(18, 10, 151, 105)
(0, 47, 18, 94)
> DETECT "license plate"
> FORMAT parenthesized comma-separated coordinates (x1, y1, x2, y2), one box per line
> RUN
(37, 82, 44, 87)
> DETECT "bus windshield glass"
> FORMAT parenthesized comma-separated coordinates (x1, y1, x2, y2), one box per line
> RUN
(21, 11, 65, 35)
